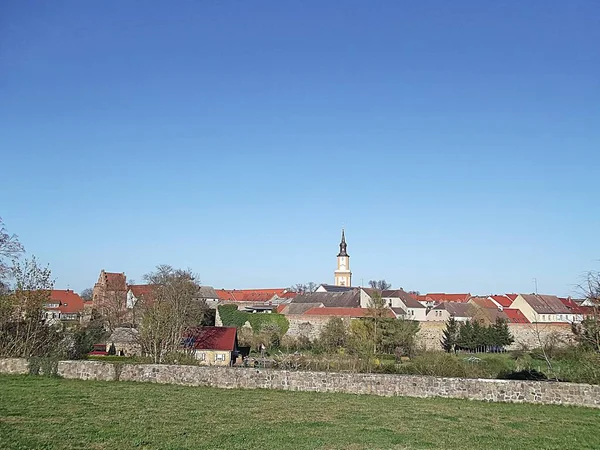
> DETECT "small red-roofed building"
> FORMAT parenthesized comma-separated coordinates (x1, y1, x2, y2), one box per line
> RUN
(183, 326, 238, 366)
(489, 295, 514, 309)
(502, 308, 530, 324)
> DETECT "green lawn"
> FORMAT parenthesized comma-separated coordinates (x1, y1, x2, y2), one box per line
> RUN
(0, 375, 599, 449)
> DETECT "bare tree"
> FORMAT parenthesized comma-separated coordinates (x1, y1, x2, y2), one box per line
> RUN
(137, 265, 207, 363)
(572, 270, 600, 352)
(369, 280, 391, 291)
(0, 257, 63, 358)
(80, 288, 93, 302)
(366, 290, 390, 354)
(290, 282, 318, 294)
(0, 218, 25, 289)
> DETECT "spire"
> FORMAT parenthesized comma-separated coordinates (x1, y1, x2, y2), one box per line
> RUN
(337, 228, 349, 257)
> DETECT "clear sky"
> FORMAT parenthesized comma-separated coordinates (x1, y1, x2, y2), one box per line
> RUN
(1, 1, 599, 296)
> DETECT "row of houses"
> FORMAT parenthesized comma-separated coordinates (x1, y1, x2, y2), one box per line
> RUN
(38, 269, 596, 327)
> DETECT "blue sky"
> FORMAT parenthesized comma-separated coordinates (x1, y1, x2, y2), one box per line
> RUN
(1, 1, 599, 296)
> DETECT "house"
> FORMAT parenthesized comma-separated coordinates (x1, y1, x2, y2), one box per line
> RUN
(361, 288, 427, 320)
(106, 327, 140, 356)
(43, 289, 85, 321)
(559, 297, 596, 323)
(183, 326, 238, 366)
(489, 295, 515, 309)
(426, 302, 474, 322)
(510, 294, 571, 323)
(215, 288, 292, 307)
(126, 284, 157, 309)
(416, 293, 471, 309)
(92, 270, 128, 321)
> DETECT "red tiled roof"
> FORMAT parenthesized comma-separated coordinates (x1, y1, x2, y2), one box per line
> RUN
(505, 294, 518, 301)
(129, 284, 157, 299)
(503, 308, 530, 324)
(185, 327, 237, 351)
(559, 297, 597, 316)
(426, 293, 471, 303)
(490, 295, 513, 308)
(49, 290, 84, 314)
(303, 307, 395, 318)
(215, 289, 287, 303)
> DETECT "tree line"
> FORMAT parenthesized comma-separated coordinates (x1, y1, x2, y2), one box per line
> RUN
(441, 317, 514, 353)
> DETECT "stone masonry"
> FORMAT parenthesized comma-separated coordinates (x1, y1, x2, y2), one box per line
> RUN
(1, 358, 599, 408)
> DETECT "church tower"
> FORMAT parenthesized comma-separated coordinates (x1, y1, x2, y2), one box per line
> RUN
(334, 229, 352, 287)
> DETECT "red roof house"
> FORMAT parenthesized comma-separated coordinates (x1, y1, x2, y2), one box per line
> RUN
(425, 293, 471, 303)
(502, 308, 530, 324)
(182, 327, 239, 366)
(490, 295, 514, 308)
(45, 289, 85, 320)
(215, 288, 289, 303)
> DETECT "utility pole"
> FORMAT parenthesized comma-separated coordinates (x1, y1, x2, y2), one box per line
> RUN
(533, 278, 538, 294)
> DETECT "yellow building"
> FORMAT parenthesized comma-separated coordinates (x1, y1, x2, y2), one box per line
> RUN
(334, 229, 352, 287)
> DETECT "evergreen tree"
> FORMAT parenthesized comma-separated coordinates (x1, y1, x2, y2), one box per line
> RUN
(441, 317, 459, 353)
(493, 318, 514, 349)
(108, 342, 116, 355)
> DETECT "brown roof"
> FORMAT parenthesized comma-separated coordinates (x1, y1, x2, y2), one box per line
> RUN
(129, 284, 157, 299)
(520, 294, 570, 314)
(381, 289, 426, 309)
(469, 296, 499, 310)
(433, 302, 473, 318)
(215, 288, 287, 303)
(103, 271, 127, 291)
(291, 291, 360, 308)
(280, 303, 324, 315)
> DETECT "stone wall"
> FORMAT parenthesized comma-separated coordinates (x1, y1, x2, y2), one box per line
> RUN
(0, 358, 29, 375)
(414, 322, 575, 351)
(1, 358, 599, 408)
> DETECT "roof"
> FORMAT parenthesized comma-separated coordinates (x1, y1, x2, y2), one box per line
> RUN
(519, 294, 570, 314)
(280, 302, 324, 315)
(303, 307, 395, 318)
(490, 295, 513, 308)
(505, 294, 518, 301)
(432, 302, 473, 318)
(317, 284, 356, 293)
(503, 308, 530, 324)
(215, 288, 287, 303)
(197, 286, 218, 299)
(128, 284, 157, 300)
(559, 297, 597, 316)
(426, 293, 471, 303)
(108, 327, 139, 343)
(380, 289, 425, 308)
(291, 291, 360, 308)
(184, 327, 237, 351)
(48, 290, 85, 314)
(469, 296, 499, 310)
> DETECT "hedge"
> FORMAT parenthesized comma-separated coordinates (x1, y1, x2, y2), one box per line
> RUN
(218, 305, 289, 335)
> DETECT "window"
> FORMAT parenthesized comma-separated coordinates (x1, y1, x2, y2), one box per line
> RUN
(216, 353, 225, 361)
(197, 352, 206, 361)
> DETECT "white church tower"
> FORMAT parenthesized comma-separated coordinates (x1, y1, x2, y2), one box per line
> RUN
(334, 229, 352, 287)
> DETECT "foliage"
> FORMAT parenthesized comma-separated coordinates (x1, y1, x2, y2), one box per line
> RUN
(290, 282, 318, 294)
(318, 317, 348, 352)
(454, 318, 514, 352)
(379, 318, 420, 357)
(68, 315, 107, 359)
(572, 315, 600, 352)
(137, 265, 207, 363)
(217, 305, 289, 335)
(80, 288, 93, 302)
(0, 257, 66, 358)
(27, 357, 60, 377)
(441, 317, 459, 353)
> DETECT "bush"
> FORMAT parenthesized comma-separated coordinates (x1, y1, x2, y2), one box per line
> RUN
(218, 305, 289, 334)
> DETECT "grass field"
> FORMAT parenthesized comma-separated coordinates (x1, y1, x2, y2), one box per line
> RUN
(1, 375, 599, 449)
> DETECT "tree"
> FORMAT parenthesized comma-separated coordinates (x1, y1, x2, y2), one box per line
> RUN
(492, 318, 514, 349)
(137, 265, 207, 363)
(318, 317, 348, 352)
(380, 318, 420, 357)
(80, 288, 93, 302)
(0, 257, 64, 358)
(0, 218, 24, 289)
(368, 280, 391, 291)
(290, 282, 318, 294)
(366, 290, 390, 353)
(441, 317, 459, 353)
(572, 270, 600, 352)
(108, 342, 116, 355)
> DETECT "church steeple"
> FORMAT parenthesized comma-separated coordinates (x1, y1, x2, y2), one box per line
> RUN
(334, 229, 351, 286)
(338, 229, 349, 257)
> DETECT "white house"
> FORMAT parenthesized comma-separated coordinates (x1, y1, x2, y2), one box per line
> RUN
(426, 302, 473, 322)
(510, 294, 571, 323)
